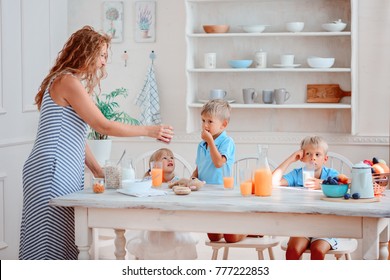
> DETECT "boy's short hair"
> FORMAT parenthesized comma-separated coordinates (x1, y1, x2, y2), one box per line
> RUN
(300, 135, 329, 154)
(201, 99, 231, 122)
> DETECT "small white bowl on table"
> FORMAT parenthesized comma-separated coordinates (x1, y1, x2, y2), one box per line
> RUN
(122, 179, 152, 192)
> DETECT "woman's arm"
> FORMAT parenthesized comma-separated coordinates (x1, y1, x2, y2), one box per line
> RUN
(51, 75, 174, 143)
(85, 143, 105, 178)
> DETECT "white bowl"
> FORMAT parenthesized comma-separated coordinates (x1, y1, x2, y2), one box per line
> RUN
(322, 22, 347, 32)
(286, 22, 304, 32)
(122, 178, 152, 191)
(241, 25, 269, 33)
(307, 56, 335, 68)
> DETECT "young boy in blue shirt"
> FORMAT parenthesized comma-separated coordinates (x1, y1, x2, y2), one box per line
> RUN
(192, 99, 245, 243)
(272, 135, 339, 259)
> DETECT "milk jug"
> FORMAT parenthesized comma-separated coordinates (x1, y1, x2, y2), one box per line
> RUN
(350, 161, 374, 198)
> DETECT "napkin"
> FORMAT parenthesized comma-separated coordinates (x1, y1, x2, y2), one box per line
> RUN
(117, 188, 167, 197)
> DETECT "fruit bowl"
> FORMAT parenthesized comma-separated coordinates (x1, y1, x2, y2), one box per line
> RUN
(203, 25, 230, 33)
(228, 60, 253, 68)
(321, 184, 349, 198)
(307, 56, 335, 68)
(372, 172, 389, 197)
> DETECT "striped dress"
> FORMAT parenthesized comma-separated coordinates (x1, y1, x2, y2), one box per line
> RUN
(19, 79, 87, 259)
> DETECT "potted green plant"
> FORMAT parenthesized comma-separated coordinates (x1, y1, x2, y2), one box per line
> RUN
(88, 87, 139, 165)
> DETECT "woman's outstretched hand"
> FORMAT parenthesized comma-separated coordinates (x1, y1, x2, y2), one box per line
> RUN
(152, 124, 174, 143)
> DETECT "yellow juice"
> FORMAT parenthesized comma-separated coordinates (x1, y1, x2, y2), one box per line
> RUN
(223, 176, 234, 189)
(240, 181, 252, 196)
(151, 168, 163, 187)
(254, 168, 272, 196)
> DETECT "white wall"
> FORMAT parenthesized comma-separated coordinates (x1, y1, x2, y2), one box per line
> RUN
(67, 0, 389, 164)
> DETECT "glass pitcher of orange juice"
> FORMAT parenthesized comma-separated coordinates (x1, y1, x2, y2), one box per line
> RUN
(254, 145, 272, 196)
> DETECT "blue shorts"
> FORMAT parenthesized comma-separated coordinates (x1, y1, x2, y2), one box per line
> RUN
(306, 237, 338, 250)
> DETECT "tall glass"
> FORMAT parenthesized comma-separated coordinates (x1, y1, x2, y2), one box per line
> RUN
(239, 168, 252, 196)
(222, 164, 234, 189)
(150, 161, 163, 187)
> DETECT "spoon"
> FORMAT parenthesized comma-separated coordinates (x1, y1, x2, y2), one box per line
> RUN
(116, 149, 126, 166)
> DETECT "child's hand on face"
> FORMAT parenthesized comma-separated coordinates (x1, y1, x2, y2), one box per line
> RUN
(291, 149, 304, 162)
(201, 129, 213, 143)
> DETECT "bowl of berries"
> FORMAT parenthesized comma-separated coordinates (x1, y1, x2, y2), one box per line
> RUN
(321, 175, 349, 198)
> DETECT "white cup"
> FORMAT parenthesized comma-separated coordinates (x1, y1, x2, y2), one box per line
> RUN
(302, 164, 315, 188)
(242, 88, 257, 104)
(280, 54, 295, 66)
(204, 53, 216, 69)
(274, 88, 290, 104)
(210, 89, 227, 100)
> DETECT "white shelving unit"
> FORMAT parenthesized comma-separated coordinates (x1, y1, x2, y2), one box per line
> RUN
(185, 0, 357, 134)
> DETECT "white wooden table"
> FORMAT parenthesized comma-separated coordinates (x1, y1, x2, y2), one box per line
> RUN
(49, 186, 390, 260)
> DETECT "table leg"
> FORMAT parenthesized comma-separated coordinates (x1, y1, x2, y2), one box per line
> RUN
(114, 229, 126, 260)
(379, 220, 389, 260)
(362, 217, 389, 260)
(74, 207, 91, 260)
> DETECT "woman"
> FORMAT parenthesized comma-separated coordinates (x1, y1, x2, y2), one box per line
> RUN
(19, 26, 174, 259)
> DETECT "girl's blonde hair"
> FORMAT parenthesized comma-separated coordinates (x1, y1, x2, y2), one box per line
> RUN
(35, 26, 111, 110)
(144, 148, 175, 177)
(300, 135, 329, 154)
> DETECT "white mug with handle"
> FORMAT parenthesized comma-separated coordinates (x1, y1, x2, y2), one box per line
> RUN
(242, 88, 257, 104)
(274, 88, 291, 104)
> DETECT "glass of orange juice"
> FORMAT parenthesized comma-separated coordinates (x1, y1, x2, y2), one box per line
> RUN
(222, 164, 234, 189)
(239, 168, 252, 196)
(150, 161, 163, 187)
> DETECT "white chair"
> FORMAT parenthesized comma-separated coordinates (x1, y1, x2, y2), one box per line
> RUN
(205, 155, 279, 260)
(233, 155, 277, 176)
(133, 150, 194, 178)
(92, 150, 194, 259)
(280, 238, 358, 260)
(206, 236, 280, 260)
(326, 152, 353, 176)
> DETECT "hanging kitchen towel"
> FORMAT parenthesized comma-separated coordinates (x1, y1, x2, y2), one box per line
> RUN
(135, 53, 161, 125)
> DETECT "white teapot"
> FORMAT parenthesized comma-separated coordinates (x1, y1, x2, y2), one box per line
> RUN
(350, 161, 374, 198)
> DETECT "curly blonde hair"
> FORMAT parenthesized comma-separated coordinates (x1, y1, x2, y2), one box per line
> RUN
(35, 26, 111, 110)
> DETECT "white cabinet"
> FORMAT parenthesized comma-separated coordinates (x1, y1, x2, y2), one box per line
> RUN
(185, 0, 357, 134)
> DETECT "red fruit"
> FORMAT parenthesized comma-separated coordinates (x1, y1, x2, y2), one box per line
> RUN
(363, 160, 373, 166)
(337, 174, 349, 184)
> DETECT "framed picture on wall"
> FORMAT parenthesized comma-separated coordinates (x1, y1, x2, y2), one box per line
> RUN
(135, 1, 156, 43)
(103, 1, 124, 43)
